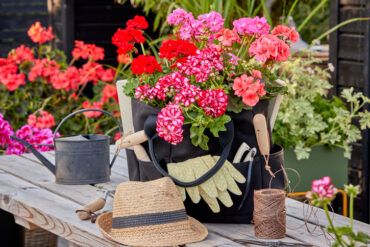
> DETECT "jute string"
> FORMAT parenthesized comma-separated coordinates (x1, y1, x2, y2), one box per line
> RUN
(254, 189, 286, 239)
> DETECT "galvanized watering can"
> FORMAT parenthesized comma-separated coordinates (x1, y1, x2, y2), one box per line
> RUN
(10, 109, 123, 185)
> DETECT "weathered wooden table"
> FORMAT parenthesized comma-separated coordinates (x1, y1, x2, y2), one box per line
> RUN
(0, 147, 369, 247)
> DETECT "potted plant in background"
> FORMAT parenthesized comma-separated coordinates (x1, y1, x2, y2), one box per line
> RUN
(273, 56, 370, 192)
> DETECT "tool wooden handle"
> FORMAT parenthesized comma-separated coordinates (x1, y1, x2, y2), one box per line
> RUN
(253, 114, 270, 156)
(115, 130, 148, 150)
(134, 144, 151, 162)
(76, 198, 105, 220)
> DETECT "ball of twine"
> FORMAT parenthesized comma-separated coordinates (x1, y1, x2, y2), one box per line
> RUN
(253, 189, 286, 239)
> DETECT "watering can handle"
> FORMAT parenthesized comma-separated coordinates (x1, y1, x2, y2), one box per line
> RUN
(54, 108, 123, 168)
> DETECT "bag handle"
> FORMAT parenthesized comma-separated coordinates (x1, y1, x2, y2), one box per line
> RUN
(144, 115, 234, 187)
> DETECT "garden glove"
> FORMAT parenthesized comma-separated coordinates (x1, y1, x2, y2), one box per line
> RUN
(167, 155, 246, 213)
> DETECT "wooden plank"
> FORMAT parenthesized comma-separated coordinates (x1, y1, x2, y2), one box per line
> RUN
(286, 198, 370, 235)
(337, 60, 365, 88)
(340, 0, 367, 6)
(0, 14, 48, 29)
(0, 171, 121, 247)
(338, 34, 365, 61)
(0, 154, 115, 208)
(329, 0, 340, 96)
(339, 7, 368, 33)
(14, 215, 40, 230)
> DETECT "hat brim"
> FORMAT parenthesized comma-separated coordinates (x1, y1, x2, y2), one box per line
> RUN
(96, 212, 208, 247)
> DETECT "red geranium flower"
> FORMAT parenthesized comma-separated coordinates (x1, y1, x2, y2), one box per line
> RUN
(127, 16, 148, 30)
(0, 58, 26, 91)
(28, 59, 59, 82)
(8, 45, 34, 64)
(131, 55, 162, 75)
(27, 22, 54, 44)
(72, 41, 105, 61)
(102, 84, 118, 103)
(82, 101, 103, 118)
(159, 39, 197, 60)
(27, 110, 55, 129)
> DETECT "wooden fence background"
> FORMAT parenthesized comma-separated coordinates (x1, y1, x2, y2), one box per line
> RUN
(330, 0, 370, 223)
(0, 0, 48, 57)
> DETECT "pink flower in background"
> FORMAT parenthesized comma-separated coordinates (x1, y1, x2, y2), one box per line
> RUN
(249, 34, 290, 63)
(271, 25, 299, 43)
(167, 8, 192, 25)
(309, 176, 338, 199)
(174, 84, 201, 107)
(8, 45, 34, 64)
(251, 69, 262, 79)
(233, 16, 270, 36)
(5, 124, 57, 155)
(233, 74, 265, 107)
(0, 113, 14, 148)
(215, 28, 241, 47)
(156, 103, 184, 145)
(198, 11, 224, 32)
(197, 89, 228, 117)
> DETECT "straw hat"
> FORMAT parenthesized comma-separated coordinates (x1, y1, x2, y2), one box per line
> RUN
(96, 177, 208, 246)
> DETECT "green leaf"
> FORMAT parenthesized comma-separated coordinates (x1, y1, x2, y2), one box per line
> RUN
(207, 114, 231, 137)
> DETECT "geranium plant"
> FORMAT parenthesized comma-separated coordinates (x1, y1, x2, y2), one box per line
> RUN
(273, 57, 370, 160)
(306, 177, 369, 246)
(121, 9, 299, 149)
(0, 22, 121, 155)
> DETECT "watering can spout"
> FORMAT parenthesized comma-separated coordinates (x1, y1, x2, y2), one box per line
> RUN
(9, 135, 56, 174)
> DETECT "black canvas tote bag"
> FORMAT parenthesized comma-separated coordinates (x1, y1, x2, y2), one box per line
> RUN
(125, 98, 285, 223)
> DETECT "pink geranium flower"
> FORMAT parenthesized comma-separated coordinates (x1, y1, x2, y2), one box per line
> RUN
(271, 25, 299, 43)
(233, 16, 270, 36)
(156, 103, 184, 145)
(249, 34, 290, 63)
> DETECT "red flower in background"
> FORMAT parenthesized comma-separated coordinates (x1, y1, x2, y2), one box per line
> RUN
(82, 101, 103, 118)
(51, 66, 80, 91)
(28, 59, 59, 82)
(126, 15, 148, 30)
(27, 110, 55, 129)
(27, 22, 54, 44)
(114, 132, 121, 141)
(0, 58, 26, 91)
(98, 68, 115, 82)
(79, 61, 103, 84)
(102, 84, 118, 103)
(131, 55, 162, 75)
(8, 45, 34, 64)
(72, 41, 105, 61)
(159, 39, 197, 60)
